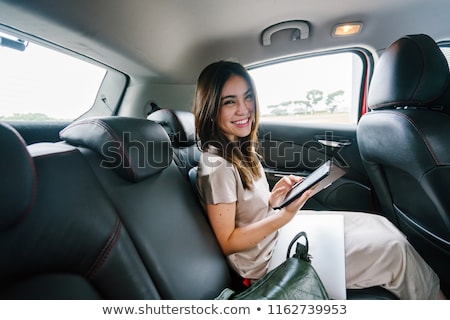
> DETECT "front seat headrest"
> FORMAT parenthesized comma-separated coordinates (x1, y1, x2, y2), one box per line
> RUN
(367, 34, 450, 111)
(0, 122, 36, 231)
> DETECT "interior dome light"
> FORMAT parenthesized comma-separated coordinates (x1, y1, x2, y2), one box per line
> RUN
(332, 22, 363, 37)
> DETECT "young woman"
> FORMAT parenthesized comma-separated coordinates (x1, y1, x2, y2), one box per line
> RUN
(192, 60, 445, 299)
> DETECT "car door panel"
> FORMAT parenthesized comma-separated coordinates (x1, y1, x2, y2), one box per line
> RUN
(258, 121, 373, 212)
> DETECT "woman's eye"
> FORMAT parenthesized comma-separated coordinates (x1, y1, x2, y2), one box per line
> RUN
(245, 94, 254, 101)
(223, 99, 235, 106)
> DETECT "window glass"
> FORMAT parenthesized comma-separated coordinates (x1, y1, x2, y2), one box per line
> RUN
(439, 45, 450, 68)
(248, 52, 364, 124)
(0, 31, 106, 121)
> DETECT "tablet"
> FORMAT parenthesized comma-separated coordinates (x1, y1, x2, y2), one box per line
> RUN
(272, 160, 347, 210)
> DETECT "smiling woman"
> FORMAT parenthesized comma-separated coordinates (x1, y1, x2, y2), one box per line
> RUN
(218, 75, 255, 142)
(193, 60, 445, 301)
(0, 0, 449, 309)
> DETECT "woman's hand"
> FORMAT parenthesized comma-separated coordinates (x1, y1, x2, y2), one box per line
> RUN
(269, 175, 313, 218)
(269, 175, 302, 209)
(207, 174, 313, 256)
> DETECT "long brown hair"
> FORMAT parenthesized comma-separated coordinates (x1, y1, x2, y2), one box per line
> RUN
(193, 60, 261, 189)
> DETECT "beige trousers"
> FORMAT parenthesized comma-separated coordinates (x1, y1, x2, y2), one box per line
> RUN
(303, 210, 440, 299)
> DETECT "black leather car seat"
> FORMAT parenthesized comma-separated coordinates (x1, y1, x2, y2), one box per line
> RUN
(60, 116, 232, 299)
(0, 121, 159, 299)
(357, 34, 450, 295)
(147, 109, 201, 178)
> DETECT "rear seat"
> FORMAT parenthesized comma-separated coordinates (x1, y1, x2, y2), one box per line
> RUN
(1, 115, 397, 299)
(59, 116, 232, 299)
(59, 115, 396, 300)
(0, 122, 159, 299)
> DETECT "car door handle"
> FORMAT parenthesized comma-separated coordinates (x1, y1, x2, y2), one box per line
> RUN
(317, 139, 352, 148)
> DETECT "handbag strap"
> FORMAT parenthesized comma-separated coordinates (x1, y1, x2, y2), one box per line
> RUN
(286, 231, 311, 261)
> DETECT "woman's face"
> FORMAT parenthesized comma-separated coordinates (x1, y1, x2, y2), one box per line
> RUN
(218, 75, 255, 142)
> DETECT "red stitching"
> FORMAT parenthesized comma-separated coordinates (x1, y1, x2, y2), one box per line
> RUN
(86, 216, 122, 279)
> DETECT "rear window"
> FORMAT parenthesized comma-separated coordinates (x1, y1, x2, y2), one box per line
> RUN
(0, 31, 106, 121)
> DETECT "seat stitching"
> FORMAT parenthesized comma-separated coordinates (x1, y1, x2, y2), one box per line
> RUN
(85, 216, 122, 279)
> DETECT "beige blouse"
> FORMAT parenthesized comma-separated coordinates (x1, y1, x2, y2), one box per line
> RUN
(197, 146, 278, 280)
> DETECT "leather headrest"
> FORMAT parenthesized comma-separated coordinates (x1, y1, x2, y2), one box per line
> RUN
(0, 122, 36, 230)
(60, 117, 173, 182)
(367, 34, 450, 111)
(147, 109, 196, 147)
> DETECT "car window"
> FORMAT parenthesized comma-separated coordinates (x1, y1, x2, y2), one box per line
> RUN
(439, 45, 450, 68)
(0, 31, 106, 121)
(248, 51, 365, 124)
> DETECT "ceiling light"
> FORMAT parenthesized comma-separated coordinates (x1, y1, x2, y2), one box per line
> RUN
(332, 22, 363, 37)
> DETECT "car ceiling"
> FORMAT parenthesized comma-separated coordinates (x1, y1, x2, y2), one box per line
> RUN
(1, 0, 450, 85)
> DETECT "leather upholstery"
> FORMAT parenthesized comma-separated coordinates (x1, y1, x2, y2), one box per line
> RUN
(367, 34, 449, 110)
(63, 116, 232, 299)
(0, 123, 36, 231)
(148, 109, 196, 147)
(0, 122, 160, 299)
(148, 109, 201, 176)
(357, 34, 450, 294)
(60, 116, 173, 182)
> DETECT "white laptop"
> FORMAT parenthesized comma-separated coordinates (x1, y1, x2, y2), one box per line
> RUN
(267, 213, 346, 300)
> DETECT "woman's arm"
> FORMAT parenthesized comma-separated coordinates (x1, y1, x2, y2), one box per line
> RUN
(207, 175, 312, 255)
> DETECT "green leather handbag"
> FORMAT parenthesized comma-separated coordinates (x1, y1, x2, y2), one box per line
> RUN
(217, 231, 330, 300)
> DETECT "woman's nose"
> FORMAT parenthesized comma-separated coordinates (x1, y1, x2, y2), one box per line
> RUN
(236, 99, 248, 114)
